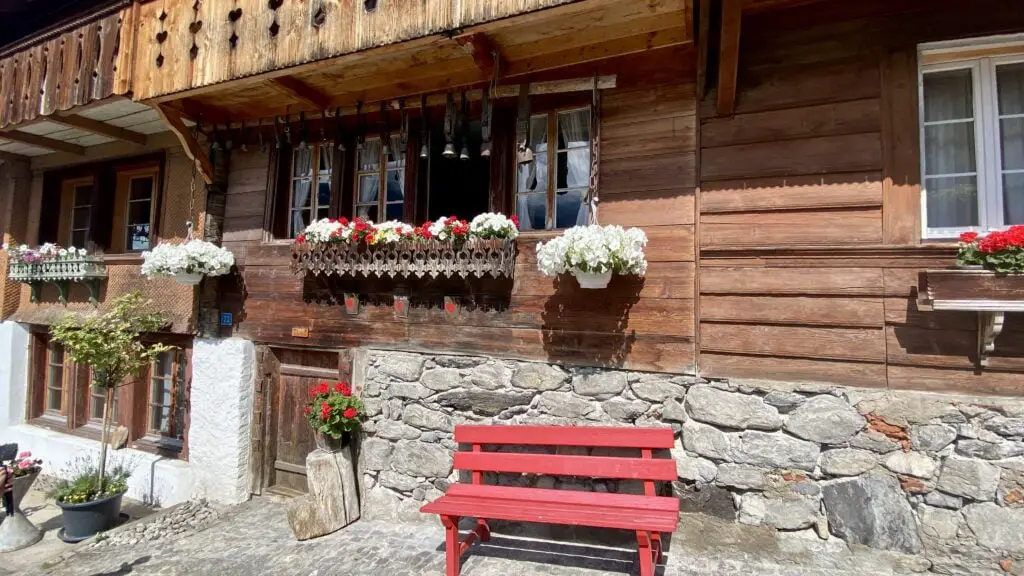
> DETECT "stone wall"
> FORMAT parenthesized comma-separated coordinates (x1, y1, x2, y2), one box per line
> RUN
(357, 350, 1024, 571)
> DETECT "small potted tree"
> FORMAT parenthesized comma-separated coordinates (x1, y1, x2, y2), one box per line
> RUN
(49, 292, 171, 541)
(304, 381, 363, 452)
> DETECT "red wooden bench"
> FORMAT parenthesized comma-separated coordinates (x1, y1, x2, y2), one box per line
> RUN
(420, 425, 680, 576)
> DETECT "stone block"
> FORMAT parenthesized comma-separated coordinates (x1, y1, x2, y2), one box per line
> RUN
(850, 430, 901, 453)
(956, 439, 1024, 460)
(674, 451, 718, 484)
(820, 448, 877, 477)
(673, 481, 735, 521)
(377, 470, 422, 493)
(918, 505, 961, 541)
(682, 419, 738, 461)
(733, 431, 820, 472)
(392, 441, 453, 479)
(763, 391, 807, 414)
(602, 397, 650, 422)
(785, 396, 865, 445)
(469, 363, 512, 390)
(385, 382, 429, 400)
(661, 398, 687, 423)
(511, 363, 568, 391)
(630, 376, 686, 403)
(883, 452, 938, 480)
(924, 491, 964, 510)
(981, 416, 1024, 438)
(963, 503, 1024, 553)
(572, 371, 627, 398)
(435, 390, 533, 417)
(377, 353, 425, 382)
(936, 456, 1001, 502)
(716, 463, 767, 490)
(359, 438, 393, 471)
(420, 368, 463, 391)
(821, 472, 922, 554)
(402, 404, 453, 432)
(685, 385, 783, 431)
(537, 391, 596, 419)
(287, 448, 360, 541)
(910, 424, 957, 452)
(374, 420, 422, 440)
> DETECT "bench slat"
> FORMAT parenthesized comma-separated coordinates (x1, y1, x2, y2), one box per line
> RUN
(455, 425, 674, 449)
(454, 451, 678, 481)
(445, 484, 680, 513)
(421, 494, 679, 533)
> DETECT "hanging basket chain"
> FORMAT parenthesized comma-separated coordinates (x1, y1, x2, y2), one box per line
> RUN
(185, 115, 204, 241)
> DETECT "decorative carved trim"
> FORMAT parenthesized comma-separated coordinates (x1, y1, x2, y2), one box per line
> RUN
(8, 257, 107, 304)
(291, 239, 517, 279)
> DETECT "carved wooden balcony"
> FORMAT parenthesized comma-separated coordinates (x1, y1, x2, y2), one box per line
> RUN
(918, 269, 1024, 368)
(291, 239, 516, 280)
(8, 258, 108, 304)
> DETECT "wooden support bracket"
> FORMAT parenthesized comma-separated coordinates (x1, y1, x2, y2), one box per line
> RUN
(269, 77, 332, 110)
(154, 104, 214, 185)
(456, 33, 503, 79)
(978, 311, 1005, 369)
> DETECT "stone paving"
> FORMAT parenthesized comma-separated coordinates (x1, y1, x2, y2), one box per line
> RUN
(29, 496, 941, 576)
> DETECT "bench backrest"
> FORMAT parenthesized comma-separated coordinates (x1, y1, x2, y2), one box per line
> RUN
(453, 425, 676, 497)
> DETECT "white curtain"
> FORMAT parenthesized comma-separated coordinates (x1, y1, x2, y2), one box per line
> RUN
(923, 70, 978, 229)
(558, 110, 591, 226)
(358, 139, 381, 205)
(517, 126, 548, 231)
(291, 148, 313, 235)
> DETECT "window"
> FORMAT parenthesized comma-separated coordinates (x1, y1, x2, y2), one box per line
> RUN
(45, 341, 65, 415)
(88, 369, 119, 425)
(148, 350, 186, 440)
(290, 144, 334, 238)
(125, 176, 155, 251)
(355, 136, 406, 222)
(69, 184, 93, 248)
(920, 39, 1024, 237)
(516, 108, 591, 231)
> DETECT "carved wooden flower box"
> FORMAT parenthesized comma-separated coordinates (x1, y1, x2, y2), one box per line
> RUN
(291, 239, 516, 280)
(8, 258, 108, 304)
(918, 269, 1024, 367)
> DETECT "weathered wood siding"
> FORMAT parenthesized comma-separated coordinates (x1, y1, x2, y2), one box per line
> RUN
(0, 6, 136, 129)
(697, 0, 1024, 395)
(225, 53, 697, 373)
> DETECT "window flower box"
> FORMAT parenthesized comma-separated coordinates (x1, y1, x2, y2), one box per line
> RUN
(4, 244, 107, 304)
(917, 268, 1024, 368)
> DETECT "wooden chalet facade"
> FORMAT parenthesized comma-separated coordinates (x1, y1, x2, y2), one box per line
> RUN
(0, 0, 1023, 507)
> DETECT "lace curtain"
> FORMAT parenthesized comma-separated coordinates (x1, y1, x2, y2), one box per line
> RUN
(291, 148, 314, 236)
(558, 109, 591, 227)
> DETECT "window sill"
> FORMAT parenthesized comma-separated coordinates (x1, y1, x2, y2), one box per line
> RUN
(130, 435, 184, 460)
(29, 414, 68, 433)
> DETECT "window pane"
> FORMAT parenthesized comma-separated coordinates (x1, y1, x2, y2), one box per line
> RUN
(359, 139, 381, 171)
(518, 117, 549, 195)
(130, 177, 154, 201)
(317, 180, 331, 209)
(358, 175, 380, 203)
(291, 209, 311, 237)
(74, 186, 92, 206)
(387, 135, 406, 170)
(356, 205, 378, 221)
(319, 146, 333, 176)
(47, 386, 62, 411)
(386, 203, 404, 221)
(517, 193, 546, 231)
(558, 149, 591, 190)
(92, 387, 119, 423)
(1001, 117, 1024, 171)
(174, 355, 186, 439)
(924, 123, 977, 175)
(71, 231, 87, 249)
(128, 199, 152, 225)
(997, 63, 1024, 116)
(127, 223, 151, 251)
(924, 69, 974, 122)
(556, 189, 587, 229)
(557, 109, 590, 149)
(73, 207, 91, 229)
(386, 169, 404, 203)
(926, 175, 979, 228)
(292, 179, 313, 209)
(293, 148, 313, 177)
(1004, 173, 1024, 225)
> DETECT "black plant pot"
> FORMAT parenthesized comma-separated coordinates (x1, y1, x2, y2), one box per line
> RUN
(56, 492, 124, 542)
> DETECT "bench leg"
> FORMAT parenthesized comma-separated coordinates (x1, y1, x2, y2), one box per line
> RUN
(636, 531, 654, 576)
(652, 532, 663, 564)
(475, 519, 491, 543)
(441, 515, 461, 576)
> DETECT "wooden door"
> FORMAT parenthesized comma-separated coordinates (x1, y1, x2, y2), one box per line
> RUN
(262, 347, 351, 494)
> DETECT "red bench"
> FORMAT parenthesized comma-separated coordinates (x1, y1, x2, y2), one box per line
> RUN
(420, 425, 680, 576)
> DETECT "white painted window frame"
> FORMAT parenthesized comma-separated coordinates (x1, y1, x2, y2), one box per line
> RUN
(919, 35, 1024, 239)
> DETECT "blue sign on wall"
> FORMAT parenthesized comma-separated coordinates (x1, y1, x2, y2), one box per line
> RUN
(220, 312, 233, 326)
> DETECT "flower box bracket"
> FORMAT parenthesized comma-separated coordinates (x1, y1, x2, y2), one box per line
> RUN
(26, 278, 103, 305)
(918, 269, 1024, 368)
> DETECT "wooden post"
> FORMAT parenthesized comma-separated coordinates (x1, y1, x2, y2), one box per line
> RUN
(197, 146, 231, 337)
(716, 0, 742, 116)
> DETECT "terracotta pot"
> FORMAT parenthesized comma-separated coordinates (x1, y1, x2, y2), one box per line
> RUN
(573, 270, 613, 289)
(315, 432, 352, 453)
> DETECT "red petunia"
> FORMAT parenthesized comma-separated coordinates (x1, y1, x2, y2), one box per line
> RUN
(339, 217, 349, 226)
(959, 231, 979, 243)
(343, 407, 358, 419)
(296, 233, 306, 244)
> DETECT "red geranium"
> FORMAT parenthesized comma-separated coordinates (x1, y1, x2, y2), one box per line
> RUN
(335, 382, 352, 396)
(959, 231, 979, 243)
(305, 381, 363, 438)
(961, 228, 1024, 273)
(510, 214, 520, 228)
(296, 233, 306, 245)
(343, 407, 358, 419)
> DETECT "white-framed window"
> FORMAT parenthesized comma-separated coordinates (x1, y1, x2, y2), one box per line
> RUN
(920, 36, 1024, 238)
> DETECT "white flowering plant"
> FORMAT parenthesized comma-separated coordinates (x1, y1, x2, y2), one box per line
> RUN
(3, 242, 90, 264)
(536, 225, 648, 277)
(469, 213, 520, 240)
(141, 240, 235, 278)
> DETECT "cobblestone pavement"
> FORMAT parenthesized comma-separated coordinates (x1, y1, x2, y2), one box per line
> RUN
(33, 497, 935, 576)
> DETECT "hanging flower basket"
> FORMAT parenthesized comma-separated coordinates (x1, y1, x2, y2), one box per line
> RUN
(536, 225, 648, 289)
(141, 240, 235, 284)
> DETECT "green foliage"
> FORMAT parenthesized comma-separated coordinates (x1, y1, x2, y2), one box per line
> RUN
(956, 243, 984, 267)
(48, 457, 131, 504)
(50, 292, 172, 389)
(983, 248, 1024, 274)
(305, 383, 363, 439)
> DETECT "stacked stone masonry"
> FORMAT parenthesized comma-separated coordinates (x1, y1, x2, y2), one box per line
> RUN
(357, 350, 1024, 573)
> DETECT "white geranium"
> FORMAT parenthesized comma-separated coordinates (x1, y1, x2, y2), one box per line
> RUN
(428, 217, 452, 241)
(536, 225, 647, 277)
(371, 221, 414, 244)
(300, 218, 349, 243)
(78, 248, 87, 257)
(469, 213, 519, 240)
(142, 240, 235, 278)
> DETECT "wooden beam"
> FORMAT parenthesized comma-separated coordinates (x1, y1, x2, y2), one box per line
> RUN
(169, 98, 233, 127)
(154, 104, 214, 186)
(456, 33, 503, 79)
(0, 130, 85, 155)
(717, 0, 743, 116)
(47, 114, 149, 146)
(0, 150, 30, 164)
(268, 77, 332, 111)
(696, 0, 712, 100)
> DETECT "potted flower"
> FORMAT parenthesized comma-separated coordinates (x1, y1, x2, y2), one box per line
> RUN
(141, 239, 235, 285)
(536, 225, 648, 289)
(49, 292, 171, 541)
(469, 213, 519, 241)
(957, 227, 1024, 273)
(1, 451, 42, 517)
(304, 381, 363, 452)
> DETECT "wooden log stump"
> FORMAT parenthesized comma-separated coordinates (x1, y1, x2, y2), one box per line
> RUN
(286, 447, 360, 540)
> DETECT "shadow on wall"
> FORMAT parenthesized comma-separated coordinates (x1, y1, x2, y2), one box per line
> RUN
(541, 274, 641, 368)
